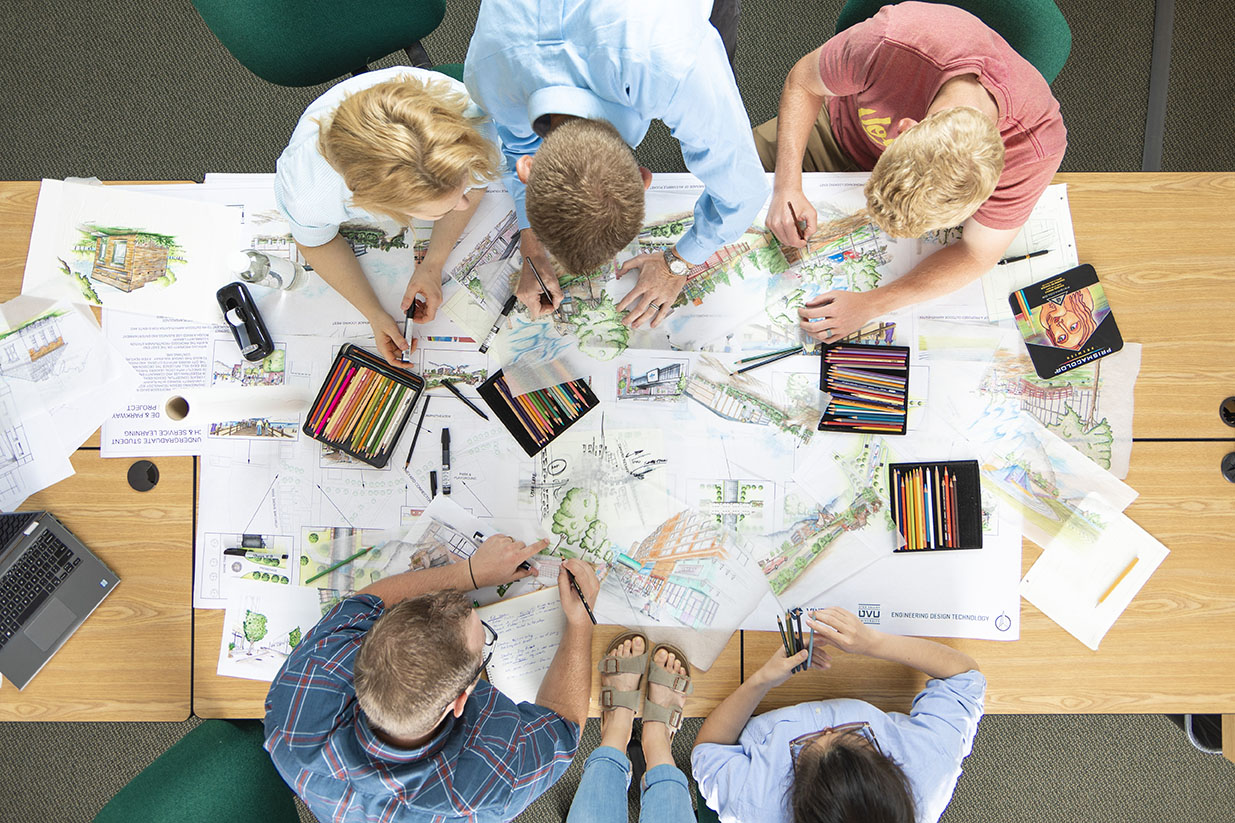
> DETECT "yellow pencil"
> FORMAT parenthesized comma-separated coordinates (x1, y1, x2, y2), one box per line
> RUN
(1097, 557, 1139, 605)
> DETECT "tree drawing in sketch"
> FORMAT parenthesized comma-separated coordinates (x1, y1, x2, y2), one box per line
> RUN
(566, 295, 630, 360)
(550, 488, 610, 560)
(242, 610, 268, 646)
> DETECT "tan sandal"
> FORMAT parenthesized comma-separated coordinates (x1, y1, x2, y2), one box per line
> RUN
(642, 643, 694, 738)
(597, 631, 650, 715)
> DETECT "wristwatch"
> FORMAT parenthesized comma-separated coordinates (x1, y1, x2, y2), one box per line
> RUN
(662, 247, 690, 277)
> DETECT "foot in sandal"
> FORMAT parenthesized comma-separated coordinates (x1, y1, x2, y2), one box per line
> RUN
(598, 634, 648, 751)
(641, 645, 693, 770)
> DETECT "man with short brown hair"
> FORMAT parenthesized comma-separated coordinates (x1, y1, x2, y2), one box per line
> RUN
(264, 535, 598, 822)
(465, 0, 768, 329)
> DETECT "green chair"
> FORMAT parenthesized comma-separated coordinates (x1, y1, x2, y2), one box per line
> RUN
(835, 0, 1071, 84)
(190, 0, 448, 87)
(94, 719, 299, 823)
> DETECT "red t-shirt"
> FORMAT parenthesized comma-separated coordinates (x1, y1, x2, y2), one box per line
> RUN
(819, 2, 1067, 230)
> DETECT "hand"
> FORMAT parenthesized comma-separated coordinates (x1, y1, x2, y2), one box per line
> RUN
(797, 289, 881, 343)
(614, 252, 687, 329)
(368, 312, 414, 370)
(767, 186, 817, 248)
(515, 231, 562, 320)
(752, 644, 832, 688)
(557, 557, 599, 627)
(401, 265, 443, 319)
(468, 536, 545, 589)
(806, 606, 881, 657)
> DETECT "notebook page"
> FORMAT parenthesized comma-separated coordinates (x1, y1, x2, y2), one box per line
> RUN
(477, 586, 565, 704)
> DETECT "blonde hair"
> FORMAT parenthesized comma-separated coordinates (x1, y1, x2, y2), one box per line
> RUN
(319, 75, 501, 224)
(859, 106, 1005, 238)
(525, 118, 645, 276)
(354, 590, 477, 738)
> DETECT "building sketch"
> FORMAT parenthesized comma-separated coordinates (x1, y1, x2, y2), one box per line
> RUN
(0, 310, 67, 381)
(85, 228, 173, 292)
(613, 510, 753, 629)
(450, 210, 520, 288)
(616, 361, 686, 400)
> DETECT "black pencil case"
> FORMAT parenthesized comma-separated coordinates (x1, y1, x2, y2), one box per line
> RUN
(888, 460, 982, 551)
(476, 369, 599, 456)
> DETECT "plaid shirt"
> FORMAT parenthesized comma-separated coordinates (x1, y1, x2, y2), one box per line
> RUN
(264, 594, 580, 822)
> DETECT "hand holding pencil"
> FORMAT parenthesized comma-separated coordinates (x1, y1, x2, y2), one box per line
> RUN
(468, 536, 547, 588)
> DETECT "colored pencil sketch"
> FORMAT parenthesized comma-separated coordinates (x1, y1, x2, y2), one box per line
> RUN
(300, 525, 400, 592)
(0, 308, 70, 381)
(201, 532, 298, 595)
(694, 478, 771, 535)
(615, 356, 690, 402)
(598, 509, 769, 632)
(683, 355, 818, 444)
(218, 581, 325, 681)
(978, 343, 1139, 478)
(764, 436, 894, 601)
(417, 348, 492, 390)
(211, 344, 286, 387)
(67, 223, 184, 300)
(208, 417, 299, 440)
(522, 427, 673, 566)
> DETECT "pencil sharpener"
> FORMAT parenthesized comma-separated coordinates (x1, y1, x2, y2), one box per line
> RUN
(217, 281, 275, 361)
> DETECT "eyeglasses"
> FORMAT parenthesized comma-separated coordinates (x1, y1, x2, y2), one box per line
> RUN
(443, 620, 499, 711)
(789, 721, 882, 762)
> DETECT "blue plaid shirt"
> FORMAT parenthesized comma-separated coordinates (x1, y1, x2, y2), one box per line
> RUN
(264, 594, 580, 822)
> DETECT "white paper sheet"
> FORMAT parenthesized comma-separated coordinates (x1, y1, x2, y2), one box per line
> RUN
(1020, 510, 1169, 650)
(475, 586, 566, 704)
(22, 180, 241, 324)
(217, 580, 326, 682)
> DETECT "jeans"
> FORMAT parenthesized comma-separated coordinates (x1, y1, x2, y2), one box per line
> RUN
(565, 746, 695, 823)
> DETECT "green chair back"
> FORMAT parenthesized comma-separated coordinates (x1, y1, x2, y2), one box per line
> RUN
(835, 0, 1071, 83)
(94, 719, 299, 823)
(433, 63, 466, 83)
(190, 0, 447, 86)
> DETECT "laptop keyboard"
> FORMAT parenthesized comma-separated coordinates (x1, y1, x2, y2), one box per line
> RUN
(0, 531, 80, 650)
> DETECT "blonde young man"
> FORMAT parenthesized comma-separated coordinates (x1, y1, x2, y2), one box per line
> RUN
(464, 0, 768, 330)
(757, 2, 1067, 342)
(264, 535, 599, 822)
(275, 67, 501, 367)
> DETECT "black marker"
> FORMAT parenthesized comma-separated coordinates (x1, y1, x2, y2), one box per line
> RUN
(430, 470, 438, 497)
(479, 294, 519, 354)
(441, 428, 452, 496)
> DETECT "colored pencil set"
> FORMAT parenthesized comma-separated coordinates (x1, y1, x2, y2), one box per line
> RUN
(818, 344, 910, 434)
(777, 607, 813, 673)
(476, 369, 599, 456)
(304, 344, 426, 468)
(888, 460, 982, 552)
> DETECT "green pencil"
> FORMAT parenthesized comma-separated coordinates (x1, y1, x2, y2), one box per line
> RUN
(736, 344, 804, 364)
(303, 544, 377, 584)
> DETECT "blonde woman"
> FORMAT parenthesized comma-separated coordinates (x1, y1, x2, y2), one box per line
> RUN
(755, 2, 1067, 343)
(275, 67, 501, 367)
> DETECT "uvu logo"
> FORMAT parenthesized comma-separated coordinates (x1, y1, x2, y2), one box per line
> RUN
(857, 603, 880, 624)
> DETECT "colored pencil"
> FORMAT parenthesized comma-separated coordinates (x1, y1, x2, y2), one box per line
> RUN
(737, 344, 803, 364)
(1097, 557, 1139, 605)
(733, 346, 802, 375)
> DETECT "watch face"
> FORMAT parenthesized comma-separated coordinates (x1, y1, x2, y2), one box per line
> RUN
(664, 249, 688, 275)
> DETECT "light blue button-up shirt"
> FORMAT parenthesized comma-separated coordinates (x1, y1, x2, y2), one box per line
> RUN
(464, 0, 769, 265)
(691, 670, 987, 823)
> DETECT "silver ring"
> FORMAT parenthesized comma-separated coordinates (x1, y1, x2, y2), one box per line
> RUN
(648, 303, 662, 311)
(822, 328, 832, 337)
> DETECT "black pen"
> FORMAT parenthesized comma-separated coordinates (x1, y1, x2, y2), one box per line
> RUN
(526, 257, 554, 311)
(403, 396, 430, 470)
(479, 294, 519, 354)
(565, 568, 597, 624)
(441, 379, 490, 420)
(441, 428, 452, 496)
(997, 249, 1049, 265)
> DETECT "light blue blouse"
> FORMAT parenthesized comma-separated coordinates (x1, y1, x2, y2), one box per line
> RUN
(691, 670, 987, 823)
(274, 66, 499, 247)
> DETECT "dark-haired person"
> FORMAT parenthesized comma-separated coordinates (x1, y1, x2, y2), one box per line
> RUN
(692, 607, 983, 823)
(264, 535, 599, 822)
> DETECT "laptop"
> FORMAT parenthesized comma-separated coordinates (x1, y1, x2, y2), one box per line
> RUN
(0, 511, 120, 690)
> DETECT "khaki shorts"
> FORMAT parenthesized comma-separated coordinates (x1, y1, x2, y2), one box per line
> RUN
(752, 104, 861, 173)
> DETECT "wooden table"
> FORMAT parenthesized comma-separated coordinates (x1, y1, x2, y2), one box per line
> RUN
(2, 176, 1232, 745)
(0, 451, 193, 720)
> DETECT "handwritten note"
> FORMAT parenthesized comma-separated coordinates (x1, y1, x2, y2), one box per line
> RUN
(477, 586, 565, 704)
